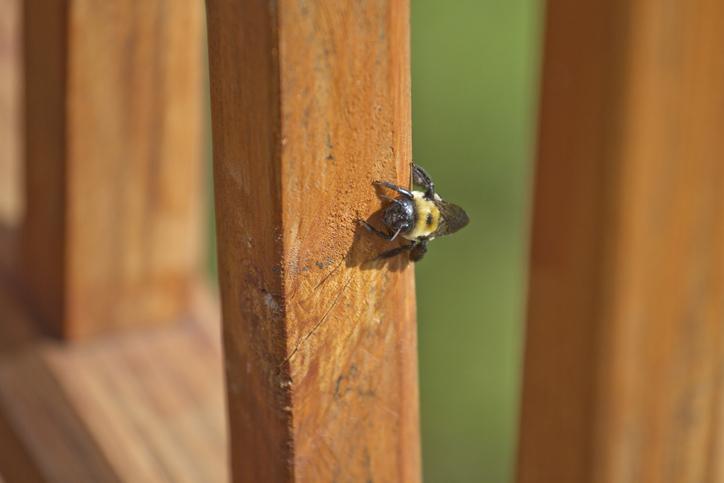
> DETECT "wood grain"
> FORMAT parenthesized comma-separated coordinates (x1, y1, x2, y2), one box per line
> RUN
(21, 0, 205, 338)
(0, 280, 226, 483)
(206, 0, 421, 481)
(517, 0, 724, 482)
(0, 0, 21, 226)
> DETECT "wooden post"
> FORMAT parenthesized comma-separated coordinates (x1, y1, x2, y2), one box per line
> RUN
(517, 0, 724, 482)
(206, 1, 421, 481)
(21, 0, 204, 338)
(0, 0, 21, 227)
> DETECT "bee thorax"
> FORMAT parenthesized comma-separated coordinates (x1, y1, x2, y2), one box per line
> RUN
(403, 191, 441, 240)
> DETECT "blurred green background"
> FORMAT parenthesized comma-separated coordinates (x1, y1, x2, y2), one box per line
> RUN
(411, 1, 540, 481)
(208, 1, 541, 480)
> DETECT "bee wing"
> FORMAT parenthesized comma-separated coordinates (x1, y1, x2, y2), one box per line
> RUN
(434, 200, 470, 236)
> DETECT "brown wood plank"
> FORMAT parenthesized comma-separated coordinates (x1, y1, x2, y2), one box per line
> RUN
(517, 0, 724, 482)
(0, 410, 45, 483)
(206, 0, 421, 481)
(0, 352, 122, 483)
(0, 0, 21, 227)
(0, 281, 226, 483)
(21, 0, 205, 339)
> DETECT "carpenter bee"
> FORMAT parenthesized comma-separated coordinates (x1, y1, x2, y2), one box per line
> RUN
(360, 164, 469, 262)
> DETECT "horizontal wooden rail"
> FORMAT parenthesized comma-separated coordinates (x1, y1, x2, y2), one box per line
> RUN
(206, 0, 421, 481)
(517, 0, 724, 482)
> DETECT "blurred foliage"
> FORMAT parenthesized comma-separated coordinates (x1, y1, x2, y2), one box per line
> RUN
(411, 1, 540, 482)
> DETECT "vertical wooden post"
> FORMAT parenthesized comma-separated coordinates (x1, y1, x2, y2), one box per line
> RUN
(206, 0, 421, 481)
(21, 0, 204, 338)
(517, 0, 724, 482)
(0, 0, 21, 227)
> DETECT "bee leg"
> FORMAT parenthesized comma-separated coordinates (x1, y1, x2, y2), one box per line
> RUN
(411, 164, 435, 200)
(374, 180, 413, 199)
(409, 239, 429, 262)
(359, 220, 401, 241)
(377, 242, 415, 260)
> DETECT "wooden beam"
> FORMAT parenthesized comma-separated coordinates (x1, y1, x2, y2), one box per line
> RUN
(21, 0, 205, 338)
(206, 0, 421, 481)
(517, 0, 724, 482)
(0, 0, 21, 227)
(0, 280, 226, 482)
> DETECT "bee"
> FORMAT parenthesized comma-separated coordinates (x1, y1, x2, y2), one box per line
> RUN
(360, 164, 469, 262)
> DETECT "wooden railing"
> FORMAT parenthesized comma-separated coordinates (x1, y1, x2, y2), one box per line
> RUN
(0, 0, 722, 482)
(517, 0, 724, 482)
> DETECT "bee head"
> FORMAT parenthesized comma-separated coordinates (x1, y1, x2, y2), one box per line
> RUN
(382, 197, 415, 235)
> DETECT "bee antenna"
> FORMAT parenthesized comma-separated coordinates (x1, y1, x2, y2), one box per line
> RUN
(389, 226, 402, 241)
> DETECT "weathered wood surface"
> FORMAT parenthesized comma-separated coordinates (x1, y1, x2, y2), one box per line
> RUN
(517, 0, 724, 482)
(21, 0, 205, 338)
(206, 0, 421, 481)
(0, 280, 226, 483)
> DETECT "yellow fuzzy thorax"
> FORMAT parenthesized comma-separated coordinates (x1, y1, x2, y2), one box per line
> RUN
(403, 191, 440, 241)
